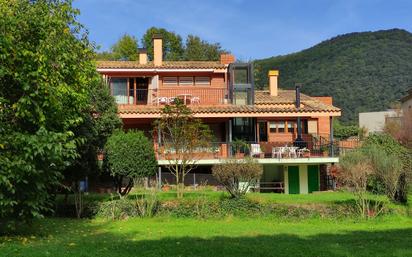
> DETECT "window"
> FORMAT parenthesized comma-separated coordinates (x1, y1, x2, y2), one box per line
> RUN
(269, 122, 276, 133)
(163, 77, 178, 85)
(234, 90, 249, 105)
(277, 121, 285, 133)
(195, 76, 211, 85)
(287, 121, 295, 133)
(233, 67, 249, 84)
(110, 78, 128, 104)
(179, 77, 194, 86)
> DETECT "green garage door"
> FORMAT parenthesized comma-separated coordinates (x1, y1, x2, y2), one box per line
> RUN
(288, 166, 300, 194)
(308, 165, 319, 193)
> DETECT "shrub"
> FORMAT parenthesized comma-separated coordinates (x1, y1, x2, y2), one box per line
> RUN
(338, 150, 382, 218)
(96, 196, 137, 220)
(133, 191, 159, 218)
(219, 197, 263, 217)
(363, 133, 412, 203)
(212, 158, 263, 198)
(105, 130, 157, 196)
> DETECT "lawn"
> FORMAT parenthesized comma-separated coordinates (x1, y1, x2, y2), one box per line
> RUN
(1, 216, 412, 257)
(2, 191, 412, 257)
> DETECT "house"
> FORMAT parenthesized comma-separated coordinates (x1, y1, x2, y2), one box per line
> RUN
(400, 88, 412, 114)
(400, 88, 412, 145)
(97, 35, 342, 194)
(359, 110, 399, 134)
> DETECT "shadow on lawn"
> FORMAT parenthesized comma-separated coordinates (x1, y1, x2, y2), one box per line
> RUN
(106, 229, 412, 257)
(4, 220, 412, 257)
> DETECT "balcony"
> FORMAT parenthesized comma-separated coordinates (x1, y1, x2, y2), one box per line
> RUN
(155, 137, 359, 165)
(115, 88, 229, 106)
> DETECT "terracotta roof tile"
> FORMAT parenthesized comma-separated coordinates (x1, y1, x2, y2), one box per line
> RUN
(255, 90, 340, 112)
(117, 103, 340, 115)
(96, 61, 226, 69)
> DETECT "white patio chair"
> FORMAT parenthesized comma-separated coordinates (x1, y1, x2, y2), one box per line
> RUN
(288, 147, 298, 158)
(158, 97, 168, 105)
(168, 97, 177, 104)
(250, 144, 263, 158)
(272, 147, 283, 159)
(190, 96, 200, 104)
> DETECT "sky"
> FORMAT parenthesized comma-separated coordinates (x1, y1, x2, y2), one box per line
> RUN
(73, 0, 412, 60)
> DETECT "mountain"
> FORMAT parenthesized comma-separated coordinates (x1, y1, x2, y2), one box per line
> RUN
(253, 29, 412, 124)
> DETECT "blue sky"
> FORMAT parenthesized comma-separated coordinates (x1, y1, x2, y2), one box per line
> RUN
(73, 0, 412, 60)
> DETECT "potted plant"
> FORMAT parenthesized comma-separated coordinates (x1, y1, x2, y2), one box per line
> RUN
(302, 148, 310, 158)
(232, 139, 248, 159)
(320, 145, 329, 157)
(162, 181, 171, 192)
(259, 144, 267, 158)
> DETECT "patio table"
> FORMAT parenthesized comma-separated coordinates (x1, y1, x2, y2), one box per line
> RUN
(177, 94, 192, 104)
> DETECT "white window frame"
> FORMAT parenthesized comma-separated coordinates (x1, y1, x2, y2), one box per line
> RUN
(195, 76, 211, 86)
(179, 76, 194, 86)
(163, 77, 178, 86)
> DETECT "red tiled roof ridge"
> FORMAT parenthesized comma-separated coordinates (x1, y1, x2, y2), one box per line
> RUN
(96, 60, 226, 69)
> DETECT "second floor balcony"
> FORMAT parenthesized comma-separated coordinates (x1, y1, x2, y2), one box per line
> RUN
(115, 88, 229, 106)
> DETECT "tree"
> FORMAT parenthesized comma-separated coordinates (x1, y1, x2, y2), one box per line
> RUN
(155, 100, 212, 198)
(63, 83, 122, 218)
(333, 119, 362, 139)
(105, 130, 157, 196)
(212, 158, 263, 198)
(183, 35, 224, 61)
(363, 133, 412, 203)
(141, 27, 184, 61)
(253, 29, 412, 123)
(110, 34, 139, 61)
(338, 150, 379, 218)
(0, 0, 98, 228)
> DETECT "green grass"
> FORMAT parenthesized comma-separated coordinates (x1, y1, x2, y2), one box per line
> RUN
(7, 191, 409, 256)
(1, 216, 412, 257)
(62, 190, 359, 204)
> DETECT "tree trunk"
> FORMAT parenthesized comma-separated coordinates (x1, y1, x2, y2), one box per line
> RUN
(395, 173, 408, 203)
(177, 183, 184, 198)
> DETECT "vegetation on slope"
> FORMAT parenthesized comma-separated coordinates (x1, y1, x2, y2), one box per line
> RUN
(254, 29, 412, 123)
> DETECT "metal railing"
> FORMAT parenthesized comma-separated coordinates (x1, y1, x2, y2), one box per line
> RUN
(154, 138, 360, 160)
(115, 88, 229, 106)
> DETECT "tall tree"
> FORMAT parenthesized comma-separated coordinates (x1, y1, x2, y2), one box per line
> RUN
(63, 83, 122, 202)
(0, 0, 100, 228)
(183, 35, 224, 61)
(155, 100, 212, 198)
(110, 34, 139, 61)
(141, 27, 184, 61)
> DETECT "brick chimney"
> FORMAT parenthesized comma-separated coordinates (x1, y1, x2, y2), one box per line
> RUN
(138, 48, 147, 65)
(268, 70, 279, 96)
(152, 34, 163, 66)
(220, 53, 235, 64)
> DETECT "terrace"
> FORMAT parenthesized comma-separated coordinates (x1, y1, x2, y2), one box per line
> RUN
(155, 137, 359, 165)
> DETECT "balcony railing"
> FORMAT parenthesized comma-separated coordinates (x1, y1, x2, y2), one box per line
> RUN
(116, 88, 229, 106)
(155, 138, 359, 161)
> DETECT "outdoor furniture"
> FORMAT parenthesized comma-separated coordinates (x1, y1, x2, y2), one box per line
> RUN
(190, 96, 200, 104)
(177, 93, 192, 104)
(168, 97, 177, 104)
(297, 148, 310, 158)
(272, 147, 284, 158)
(157, 97, 168, 105)
(288, 146, 298, 158)
(250, 181, 284, 193)
(250, 144, 264, 158)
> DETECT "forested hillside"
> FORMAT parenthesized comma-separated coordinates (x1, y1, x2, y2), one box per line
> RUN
(254, 29, 412, 123)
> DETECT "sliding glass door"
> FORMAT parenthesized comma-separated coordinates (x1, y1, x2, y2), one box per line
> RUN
(110, 78, 128, 104)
